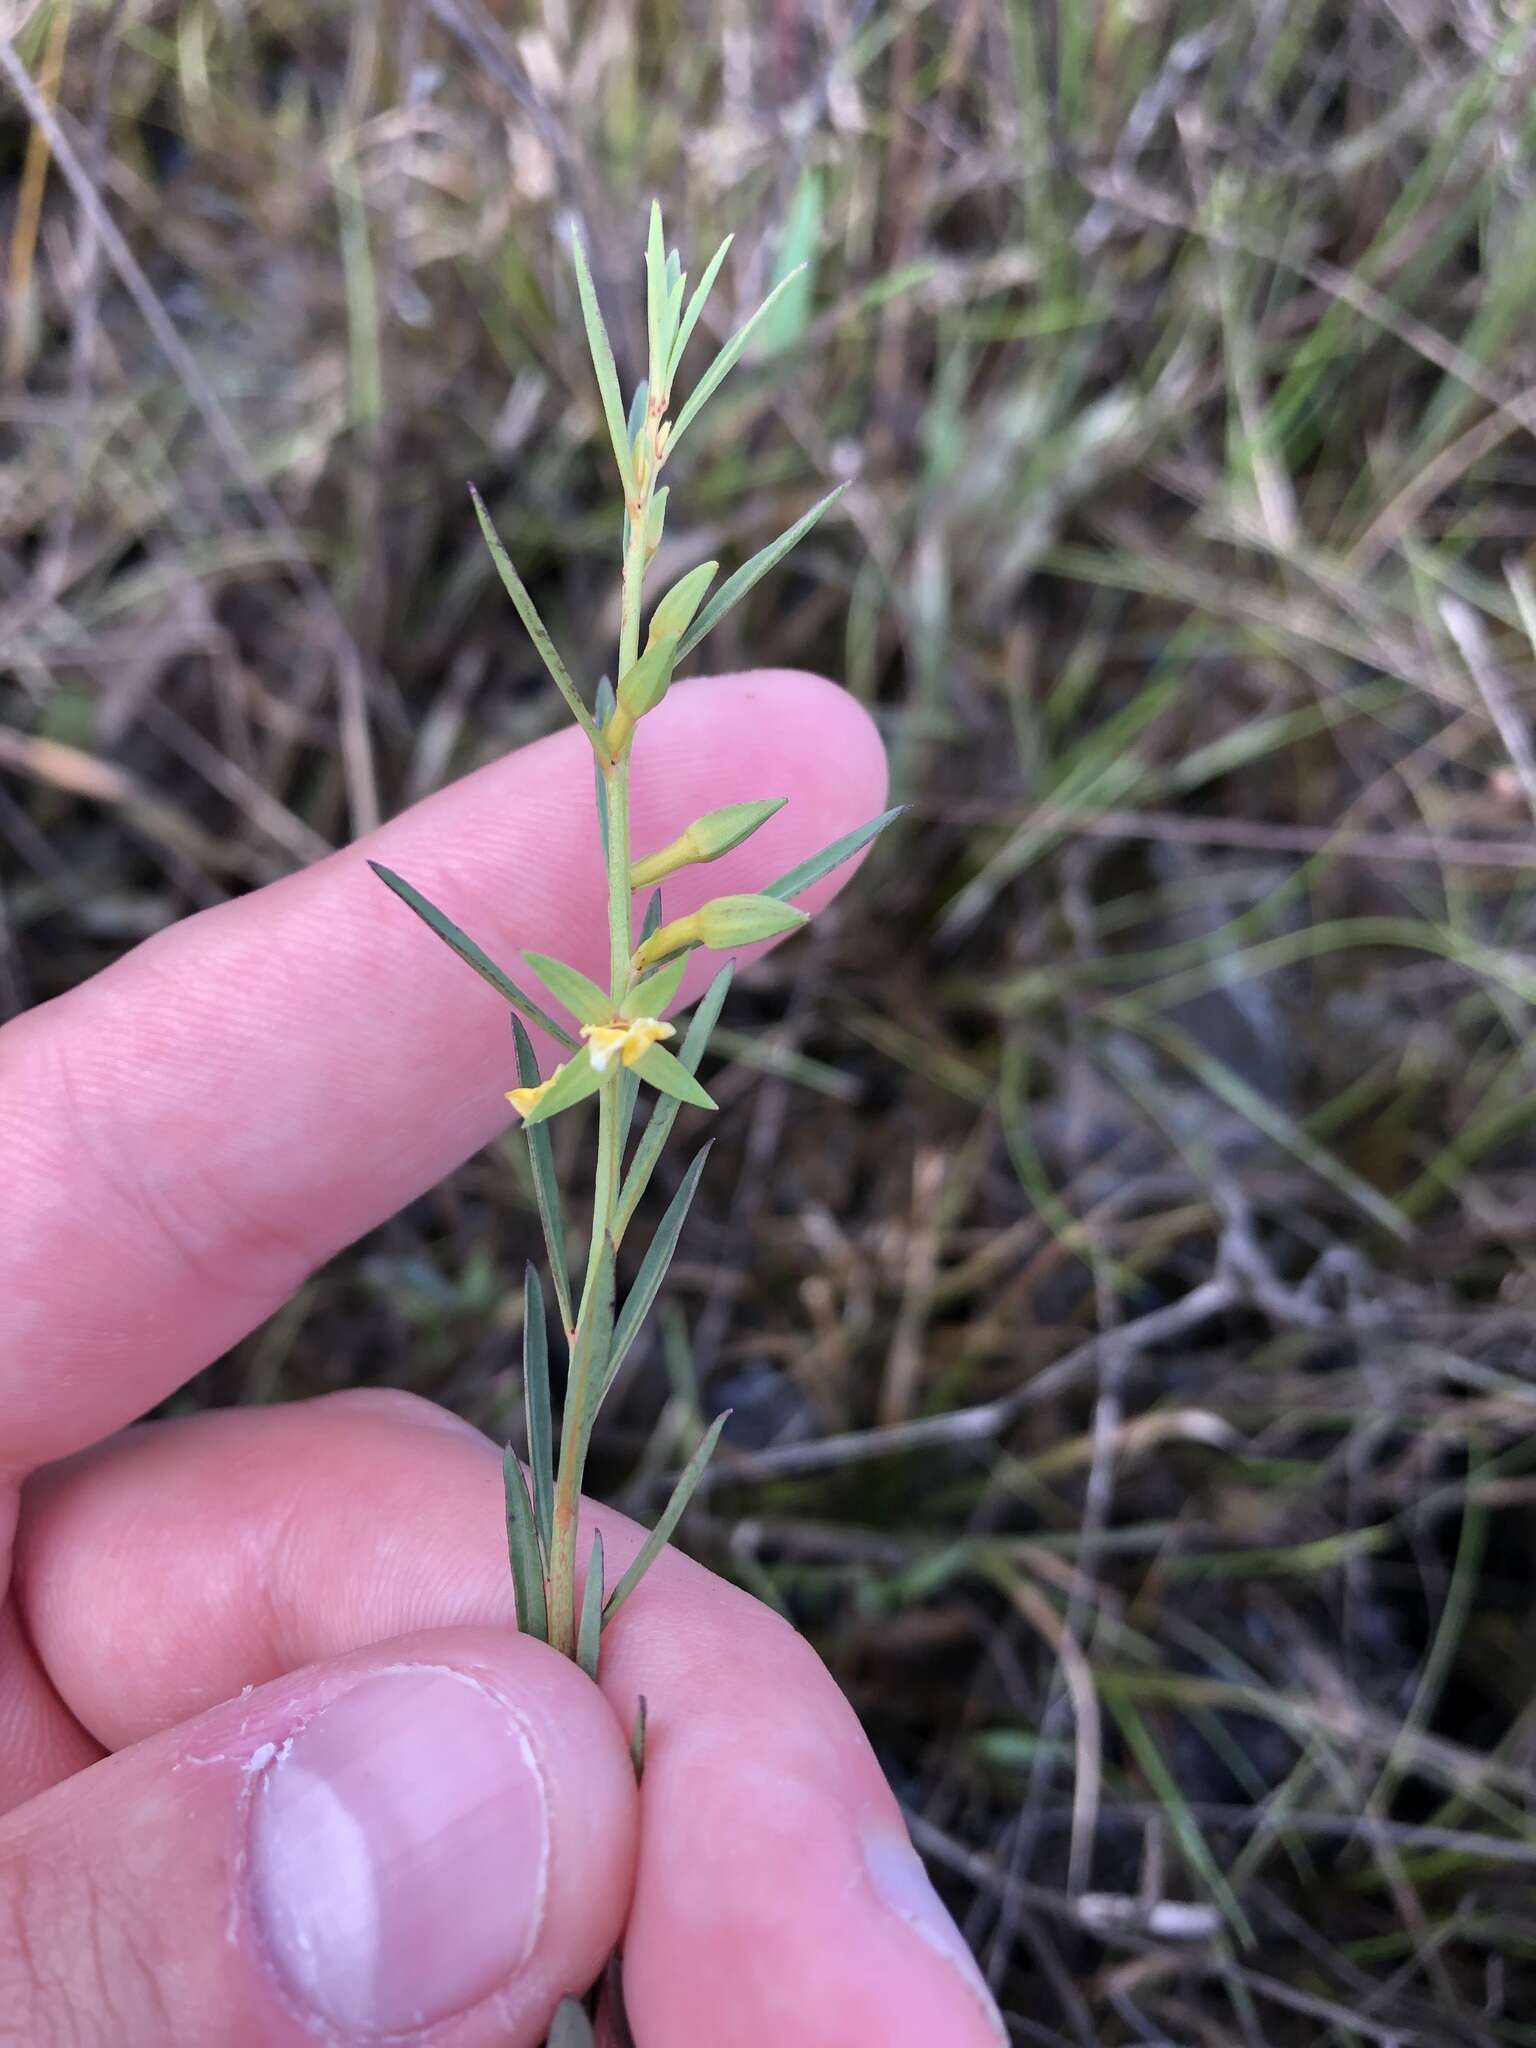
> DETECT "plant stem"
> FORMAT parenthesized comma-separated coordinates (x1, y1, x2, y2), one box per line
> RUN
(548, 473, 651, 1653)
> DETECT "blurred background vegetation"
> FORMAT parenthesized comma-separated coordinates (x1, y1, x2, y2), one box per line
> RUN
(6, 2, 1536, 2040)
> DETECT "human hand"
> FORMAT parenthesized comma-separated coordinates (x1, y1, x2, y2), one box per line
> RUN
(0, 672, 1007, 2046)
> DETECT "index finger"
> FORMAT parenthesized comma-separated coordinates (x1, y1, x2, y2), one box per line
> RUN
(0, 670, 886, 1475)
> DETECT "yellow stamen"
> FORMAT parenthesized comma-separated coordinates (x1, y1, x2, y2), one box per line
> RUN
(580, 1016, 674, 1072)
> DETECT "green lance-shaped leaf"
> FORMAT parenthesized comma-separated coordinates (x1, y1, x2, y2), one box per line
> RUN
(676, 486, 847, 662)
(607, 1141, 713, 1392)
(512, 1019, 574, 1331)
(630, 798, 786, 890)
(668, 265, 807, 453)
(623, 952, 688, 1019)
(571, 1230, 618, 1455)
(518, 1047, 604, 1128)
(522, 1264, 554, 1552)
(468, 487, 600, 748)
(370, 863, 578, 1049)
(576, 1528, 605, 1680)
(645, 199, 668, 397)
(503, 1447, 549, 1641)
(625, 376, 649, 450)
(762, 805, 906, 903)
(647, 560, 718, 648)
(523, 950, 613, 1027)
(618, 964, 732, 1232)
(667, 233, 733, 389)
(631, 1041, 717, 1111)
(602, 1411, 730, 1627)
(571, 228, 637, 497)
(644, 485, 668, 560)
(593, 677, 616, 862)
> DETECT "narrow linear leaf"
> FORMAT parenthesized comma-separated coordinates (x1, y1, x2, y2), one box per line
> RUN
(576, 1528, 605, 1680)
(468, 488, 599, 746)
(512, 1019, 574, 1330)
(618, 964, 732, 1232)
(669, 264, 807, 451)
(571, 229, 637, 495)
(523, 1264, 554, 1554)
(371, 863, 577, 1048)
(624, 953, 688, 1018)
(631, 1040, 717, 1111)
(608, 1141, 714, 1390)
(762, 806, 906, 903)
(617, 891, 666, 1162)
(625, 375, 649, 448)
(523, 950, 613, 1026)
(571, 1231, 618, 1455)
(629, 1695, 648, 1781)
(676, 486, 847, 662)
(594, 677, 616, 863)
(520, 1048, 604, 1127)
(645, 198, 667, 394)
(503, 1447, 549, 1641)
(603, 1412, 730, 1626)
(667, 232, 732, 389)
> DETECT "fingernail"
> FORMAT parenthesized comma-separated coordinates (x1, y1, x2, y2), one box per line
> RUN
(862, 1823, 1008, 2044)
(248, 1667, 549, 2035)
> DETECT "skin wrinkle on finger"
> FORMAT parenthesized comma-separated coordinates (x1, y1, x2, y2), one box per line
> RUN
(0, 671, 887, 1478)
(17, 1404, 1004, 2048)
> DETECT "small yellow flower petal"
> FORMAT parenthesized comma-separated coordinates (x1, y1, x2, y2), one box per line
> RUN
(580, 1017, 675, 1072)
(505, 1063, 564, 1118)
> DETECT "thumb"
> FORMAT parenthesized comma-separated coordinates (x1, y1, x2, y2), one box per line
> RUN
(0, 1625, 637, 2045)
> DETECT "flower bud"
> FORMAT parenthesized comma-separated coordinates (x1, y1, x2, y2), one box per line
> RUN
(632, 892, 807, 971)
(695, 894, 808, 948)
(646, 561, 717, 647)
(629, 798, 786, 889)
(615, 632, 680, 723)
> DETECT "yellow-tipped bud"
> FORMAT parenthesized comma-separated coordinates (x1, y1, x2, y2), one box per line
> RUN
(632, 892, 808, 971)
(630, 799, 787, 890)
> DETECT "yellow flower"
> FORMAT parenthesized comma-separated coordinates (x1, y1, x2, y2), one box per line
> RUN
(506, 1064, 564, 1118)
(581, 1016, 674, 1072)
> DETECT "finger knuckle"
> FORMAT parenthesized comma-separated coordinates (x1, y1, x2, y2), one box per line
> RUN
(0, 1832, 171, 2048)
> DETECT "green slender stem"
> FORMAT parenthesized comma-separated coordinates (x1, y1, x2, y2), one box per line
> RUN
(548, 490, 648, 1654)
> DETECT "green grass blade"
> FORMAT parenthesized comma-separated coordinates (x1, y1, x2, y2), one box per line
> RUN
(617, 965, 732, 1233)
(370, 863, 578, 1049)
(761, 806, 905, 903)
(667, 233, 732, 389)
(468, 488, 600, 746)
(669, 265, 806, 451)
(503, 1447, 548, 1641)
(576, 1527, 605, 1679)
(523, 950, 612, 1026)
(607, 1141, 713, 1390)
(512, 1019, 575, 1331)
(676, 486, 847, 662)
(570, 229, 637, 495)
(603, 1411, 729, 1626)
(522, 1264, 554, 1554)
